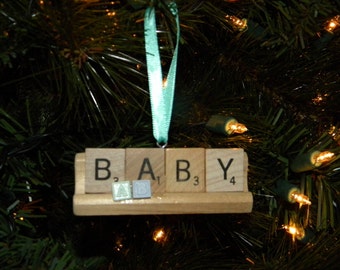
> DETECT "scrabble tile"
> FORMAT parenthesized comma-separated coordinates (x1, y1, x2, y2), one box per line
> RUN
(85, 148, 125, 193)
(112, 181, 132, 201)
(125, 148, 165, 194)
(206, 149, 246, 192)
(132, 180, 152, 199)
(165, 148, 205, 192)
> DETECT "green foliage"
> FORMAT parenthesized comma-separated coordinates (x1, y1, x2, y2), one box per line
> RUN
(0, 0, 339, 269)
(0, 234, 107, 269)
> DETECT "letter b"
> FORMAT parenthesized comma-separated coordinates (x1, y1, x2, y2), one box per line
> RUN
(95, 158, 111, 180)
(176, 160, 191, 181)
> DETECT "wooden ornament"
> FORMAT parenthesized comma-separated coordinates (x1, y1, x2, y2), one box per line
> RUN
(74, 148, 253, 215)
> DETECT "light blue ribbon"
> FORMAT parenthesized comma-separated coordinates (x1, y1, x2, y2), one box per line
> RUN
(144, 2, 180, 146)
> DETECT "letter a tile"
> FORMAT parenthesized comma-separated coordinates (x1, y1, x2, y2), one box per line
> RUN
(165, 148, 205, 192)
(112, 181, 132, 201)
(206, 149, 247, 192)
(85, 148, 125, 193)
(126, 148, 165, 194)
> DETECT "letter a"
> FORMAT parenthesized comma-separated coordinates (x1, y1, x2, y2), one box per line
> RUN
(138, 158, 156, 180)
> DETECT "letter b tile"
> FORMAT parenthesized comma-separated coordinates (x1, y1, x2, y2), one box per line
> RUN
(165, 148, 205, 192)
(85, 148, 125, 193)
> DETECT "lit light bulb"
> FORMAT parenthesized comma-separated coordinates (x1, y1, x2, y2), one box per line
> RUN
(329, 125, 336, 136)
(228, 122, 248, 134)
(291, 150, 335, 173)
(225, 15, 248, 31)
(325, 15, 340, 33)
(329, 126, 340, 144)
(13, 213, 25, 221)
(291, 192, 311, 206)
(315, 151, 334, 165)
(107, 11, 116, 17)
(113, 236, 124, 252)
(275, 179, 309, 205)
(312, 94, 323, 105)
(206, 115, 248, 135)
(152, 228, 168, 244)
(283, 223, 305, 242)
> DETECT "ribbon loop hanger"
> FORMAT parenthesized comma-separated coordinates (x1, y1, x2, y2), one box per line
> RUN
(144, 1, 180, 146)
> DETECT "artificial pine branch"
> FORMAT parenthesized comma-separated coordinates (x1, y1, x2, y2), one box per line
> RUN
(1, 0, 339, 269)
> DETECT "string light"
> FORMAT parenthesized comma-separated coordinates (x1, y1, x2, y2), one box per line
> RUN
(107, 11, 116, 17)
(312, 94, 323, 105)
(313, 15, 339, 49)
(113, 236, 124, 252)
(290, 150, 335, 173)
(315, 151, 334, 165)
(206, 115, 248, 135)
(275, 179, 311, 206)
(283, 223, 316, 244)
(291, 192, 311, 206)
(329, 125, 337, 137)
(325, 15, 340, 33)
(225, 15, 248, 31)
(13, 212, 25, 221)
(228, 122, 248, 134)
(152, 227, 168, 244)
(283, 223, 305, 242)
(329, 126, 340, 144)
